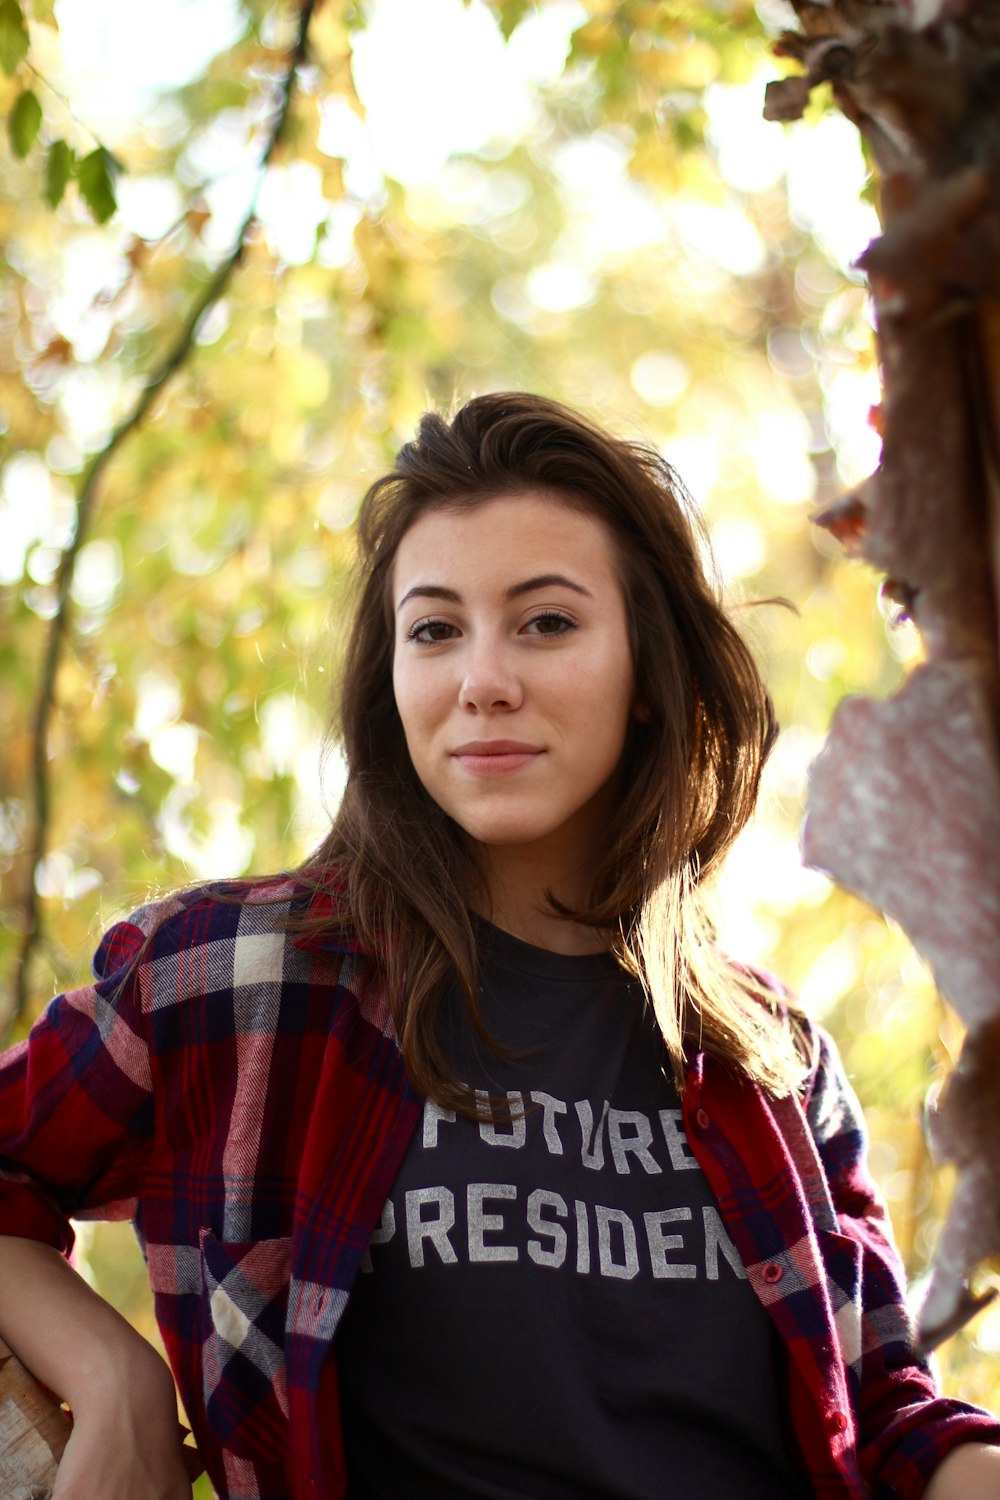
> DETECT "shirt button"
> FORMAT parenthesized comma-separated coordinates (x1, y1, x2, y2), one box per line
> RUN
(695, 1108, 710, 1130)
(829, 1410, 848, 1434)
(762, 1262, 783, 1284)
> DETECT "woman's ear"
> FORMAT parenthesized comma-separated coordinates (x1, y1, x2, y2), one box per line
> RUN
(632, 695, 653, 724)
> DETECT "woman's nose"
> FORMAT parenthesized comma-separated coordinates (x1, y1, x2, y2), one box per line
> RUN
(458, 648, 523, 712)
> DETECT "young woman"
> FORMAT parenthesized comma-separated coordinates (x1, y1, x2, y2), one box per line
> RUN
(0, 392, 997, 1500)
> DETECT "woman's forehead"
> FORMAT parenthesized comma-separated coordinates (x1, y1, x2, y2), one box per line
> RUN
(392, 490, 619, 595)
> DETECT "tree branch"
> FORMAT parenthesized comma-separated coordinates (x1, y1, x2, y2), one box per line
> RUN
(3, 0, 320, 1042)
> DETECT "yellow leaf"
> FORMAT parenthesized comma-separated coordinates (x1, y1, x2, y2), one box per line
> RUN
(277, 347, 331, 410)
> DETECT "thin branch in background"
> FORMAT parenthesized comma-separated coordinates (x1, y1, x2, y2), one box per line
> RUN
(24, 59, 107, 153)
(3, 0, 320, 1042)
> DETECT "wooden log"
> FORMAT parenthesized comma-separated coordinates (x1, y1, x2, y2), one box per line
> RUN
(0, 1334, 69, 1500)
(0, 1333, 205, 1493)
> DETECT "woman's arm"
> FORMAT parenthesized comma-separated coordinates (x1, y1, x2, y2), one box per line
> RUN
(0, 1235, 192, 1499)
(924, 1442, 1000, 1499)
(801, 1023, 1000, 1489)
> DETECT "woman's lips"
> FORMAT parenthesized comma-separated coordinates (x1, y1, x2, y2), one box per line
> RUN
(451, 742, 545, 775)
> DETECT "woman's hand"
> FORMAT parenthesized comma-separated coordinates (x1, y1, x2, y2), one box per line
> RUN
(50, 1354, 194, 1500)
(0, 1237, 197, 1499)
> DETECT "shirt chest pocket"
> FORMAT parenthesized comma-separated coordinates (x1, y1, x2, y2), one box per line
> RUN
(199, 1229, 293, 1463)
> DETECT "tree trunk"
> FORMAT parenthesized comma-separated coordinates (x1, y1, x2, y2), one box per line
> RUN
(766, 1, 1000, 1347)
(0, 1336, 69, 1500)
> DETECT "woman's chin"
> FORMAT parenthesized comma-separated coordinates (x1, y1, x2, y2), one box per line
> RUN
(452, 813, 558, 852)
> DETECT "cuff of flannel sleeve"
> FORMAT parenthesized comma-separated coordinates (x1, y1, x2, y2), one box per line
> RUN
(878, 1402, 1000, 1498)
(0, 1174, 75, 1256)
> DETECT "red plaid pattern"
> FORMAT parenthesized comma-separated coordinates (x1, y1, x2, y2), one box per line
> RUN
(1, 881, 996, 1498)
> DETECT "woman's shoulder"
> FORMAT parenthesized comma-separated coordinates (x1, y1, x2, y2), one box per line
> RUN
(721, 953, 837, 1102)
(93, 871, 365, 985)
(734, 958, 857, 1124)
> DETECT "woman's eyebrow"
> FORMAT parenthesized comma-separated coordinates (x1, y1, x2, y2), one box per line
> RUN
(396, 584, 461, 611)
(396, 573, 593, 612)
(507, 573, 593, 600)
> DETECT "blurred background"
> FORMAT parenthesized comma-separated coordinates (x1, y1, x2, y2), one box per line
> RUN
(1, 0, 995, 1461)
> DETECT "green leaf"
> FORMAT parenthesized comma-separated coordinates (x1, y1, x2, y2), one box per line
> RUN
(493, 0, 531, 42)
(43, 136, 72, 207)
(8, 86, 41, 157)
(0, 0, 28, 75)
(77, 145, 119, 224)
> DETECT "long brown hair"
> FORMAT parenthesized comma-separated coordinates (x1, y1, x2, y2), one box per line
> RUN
(297, 392, 805, 1108)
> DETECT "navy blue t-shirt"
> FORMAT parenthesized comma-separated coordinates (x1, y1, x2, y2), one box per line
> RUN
(335, 922, 811, 1498)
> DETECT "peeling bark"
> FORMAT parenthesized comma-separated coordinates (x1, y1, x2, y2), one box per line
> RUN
(769, 2, 1000, 1347)
(804, 663, 1000, 1028)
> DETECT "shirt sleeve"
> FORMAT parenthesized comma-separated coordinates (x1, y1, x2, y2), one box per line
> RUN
(804, 1022, 1000, 1496)
(0, 913, 157, 1255)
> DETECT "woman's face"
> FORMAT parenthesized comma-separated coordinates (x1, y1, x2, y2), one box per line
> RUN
(391, 490, 640, 873)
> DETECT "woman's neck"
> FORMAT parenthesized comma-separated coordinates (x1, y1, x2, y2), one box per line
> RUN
(472, 843, 610, 956)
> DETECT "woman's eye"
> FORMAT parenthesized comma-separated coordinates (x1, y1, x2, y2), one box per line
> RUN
(525, 612, 575, 637)
(407, 618, 457, 644)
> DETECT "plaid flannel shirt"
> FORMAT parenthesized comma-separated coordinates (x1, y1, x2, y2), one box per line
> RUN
(0, 880, 996, 1499)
